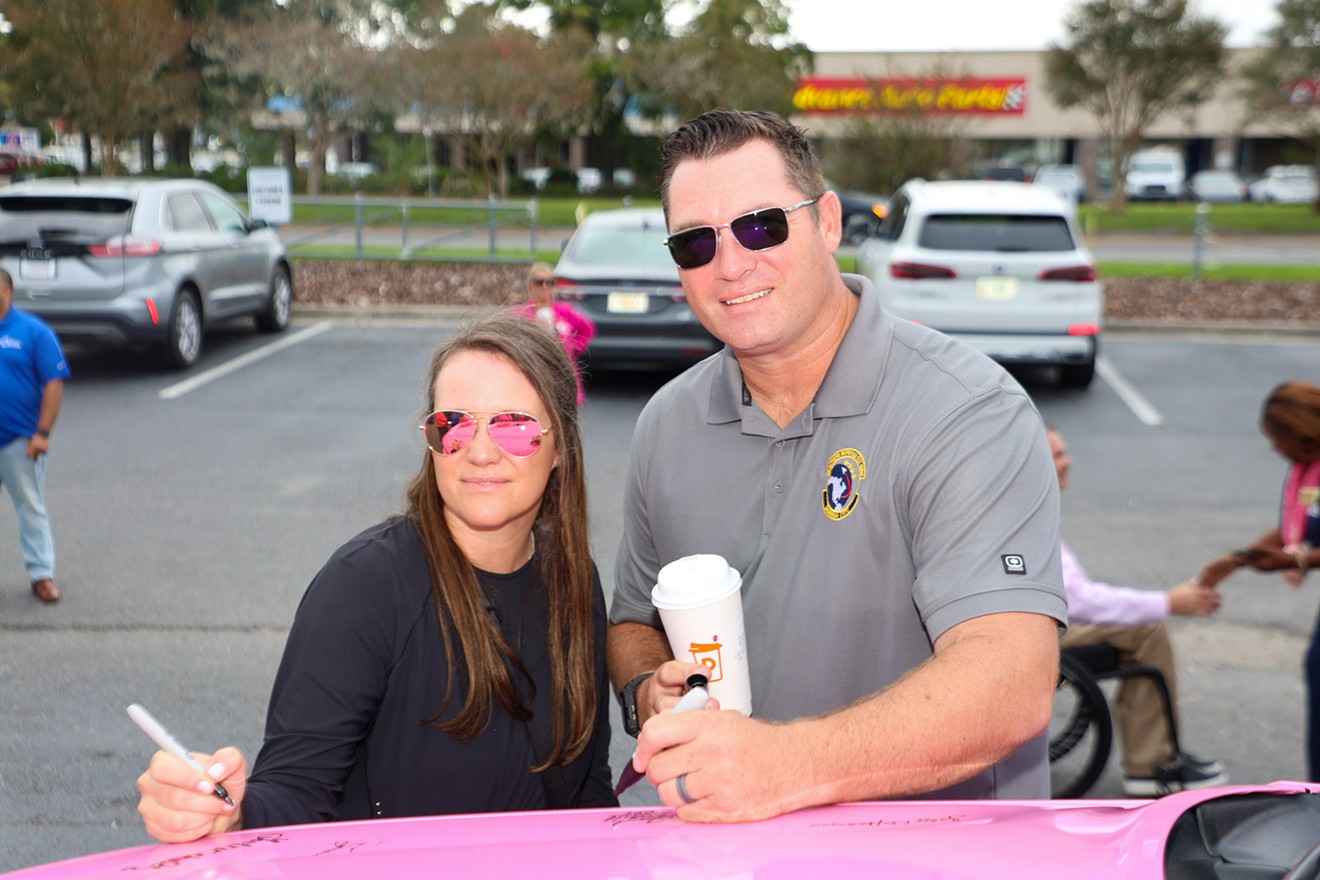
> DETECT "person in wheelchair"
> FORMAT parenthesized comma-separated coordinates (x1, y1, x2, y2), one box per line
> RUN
(1049, 427, 1228, 796)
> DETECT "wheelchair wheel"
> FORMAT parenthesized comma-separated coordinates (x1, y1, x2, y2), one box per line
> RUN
(1049, 653, 1114, 798)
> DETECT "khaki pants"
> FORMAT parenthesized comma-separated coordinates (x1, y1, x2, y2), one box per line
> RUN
(1060, 622, 1177, 777)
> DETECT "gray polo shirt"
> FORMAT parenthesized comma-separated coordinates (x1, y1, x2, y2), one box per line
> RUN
(611, 274, 1066, 800)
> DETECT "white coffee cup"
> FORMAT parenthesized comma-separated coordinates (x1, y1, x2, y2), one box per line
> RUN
(651, 554, 752, 716)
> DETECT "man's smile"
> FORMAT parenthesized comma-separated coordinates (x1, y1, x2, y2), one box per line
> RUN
(724, 288, 771, 306)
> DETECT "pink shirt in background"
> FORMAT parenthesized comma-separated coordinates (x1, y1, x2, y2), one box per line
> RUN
(511, 302, 596, 406)
(1060, 540, 1169, 626)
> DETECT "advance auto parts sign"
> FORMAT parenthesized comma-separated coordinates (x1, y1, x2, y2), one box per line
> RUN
(794, 77, 1027, 115)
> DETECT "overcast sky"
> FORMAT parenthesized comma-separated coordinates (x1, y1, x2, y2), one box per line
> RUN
(783, 0, 1279, 53)
(0, 2, 1280, 51)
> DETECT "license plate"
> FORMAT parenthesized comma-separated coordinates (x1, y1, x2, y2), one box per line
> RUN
(607, 292, 648, 314)
(19, 256, 56, 281)
(975, 276, 1018, 301)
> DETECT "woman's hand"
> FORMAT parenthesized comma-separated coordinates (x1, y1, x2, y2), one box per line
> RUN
(1199, 554, 1243, 588)
(1201, 546, 1297, 588)
(1246, 548, 1304, 572)
(136, 746, 247, 843)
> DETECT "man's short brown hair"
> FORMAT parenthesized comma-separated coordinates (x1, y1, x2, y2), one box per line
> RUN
(658, 109, 826, 218)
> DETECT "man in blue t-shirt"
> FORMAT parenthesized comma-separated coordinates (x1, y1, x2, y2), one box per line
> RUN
(0, 269, 71, 603)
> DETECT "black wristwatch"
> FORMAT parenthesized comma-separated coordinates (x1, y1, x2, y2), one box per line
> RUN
(618, 672, 654, 738)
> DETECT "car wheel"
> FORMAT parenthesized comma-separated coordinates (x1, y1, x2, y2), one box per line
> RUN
(1059, 357, 1095, 389)
(163, 289, 202, 370)
(255, 265, 293, 333)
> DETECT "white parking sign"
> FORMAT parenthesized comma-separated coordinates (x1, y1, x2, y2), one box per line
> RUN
(247, 167, 292, 226)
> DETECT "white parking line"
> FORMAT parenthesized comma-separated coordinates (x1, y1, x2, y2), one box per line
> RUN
(1096, 355, 1163, 426)
(158, 322, 334, 400)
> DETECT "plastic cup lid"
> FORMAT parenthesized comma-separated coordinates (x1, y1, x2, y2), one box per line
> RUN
(651, 554, 743, 610)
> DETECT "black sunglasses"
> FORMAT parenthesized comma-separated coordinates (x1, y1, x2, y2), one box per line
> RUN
(664, 197, 821, 270)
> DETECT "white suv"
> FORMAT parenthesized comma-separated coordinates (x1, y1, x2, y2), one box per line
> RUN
(1248, 165, 1319, 205)
(856, 179, 1102, 388)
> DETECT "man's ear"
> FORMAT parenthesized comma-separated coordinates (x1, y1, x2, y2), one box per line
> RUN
(816, 190, 844, 252)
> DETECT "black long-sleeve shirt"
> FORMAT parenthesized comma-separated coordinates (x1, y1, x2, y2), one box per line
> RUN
(241, 517, 616, 827)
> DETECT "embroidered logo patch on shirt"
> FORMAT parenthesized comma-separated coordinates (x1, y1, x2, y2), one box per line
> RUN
(1002, 554, 1027, 575)
(822, 448, 866, 521)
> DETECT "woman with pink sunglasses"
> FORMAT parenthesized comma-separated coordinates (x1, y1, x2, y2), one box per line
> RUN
(135, 313, 615, 842)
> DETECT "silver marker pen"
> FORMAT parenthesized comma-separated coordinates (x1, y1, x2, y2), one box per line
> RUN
(127, 703, 235, 807)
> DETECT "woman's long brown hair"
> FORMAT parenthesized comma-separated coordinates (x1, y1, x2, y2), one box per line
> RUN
(405, 312, 595, 770)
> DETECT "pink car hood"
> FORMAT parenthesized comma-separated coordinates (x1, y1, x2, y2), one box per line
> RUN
(4, 782, 1317, 880)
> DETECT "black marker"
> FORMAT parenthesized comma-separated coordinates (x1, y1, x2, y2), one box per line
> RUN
(613, 674, 710, 797)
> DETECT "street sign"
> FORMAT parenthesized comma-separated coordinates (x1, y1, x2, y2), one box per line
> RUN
(247, 166, 292, 226)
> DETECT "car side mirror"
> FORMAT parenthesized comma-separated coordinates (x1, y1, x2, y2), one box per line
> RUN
(249, 218, 270, 232)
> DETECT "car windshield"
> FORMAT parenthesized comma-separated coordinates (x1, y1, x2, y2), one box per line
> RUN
(1037, 171, 1077, 184)
(0, 195, 134, 243)
(1132, 159, 1177, 174)
(918, 214, 1076, 252)
(567, 223, 674, 269)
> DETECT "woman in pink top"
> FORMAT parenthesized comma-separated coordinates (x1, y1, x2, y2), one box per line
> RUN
(1200, 380, 1320, 780)
(512, 263, 595, 406)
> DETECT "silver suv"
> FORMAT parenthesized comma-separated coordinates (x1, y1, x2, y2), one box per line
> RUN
(0, 177, 293, 368)
(856, 179, 1102, 388)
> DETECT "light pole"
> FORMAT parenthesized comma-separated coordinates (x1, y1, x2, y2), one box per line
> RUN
(1191, 201, 1210, 280)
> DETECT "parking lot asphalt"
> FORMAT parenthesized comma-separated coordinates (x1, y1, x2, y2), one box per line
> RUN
(0, 309, 1316, 875)
(291, 303, 1320, 339)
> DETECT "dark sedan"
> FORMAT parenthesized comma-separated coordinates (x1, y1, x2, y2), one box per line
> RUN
(834, 188, 889, 244)
(553, 208, 720, 370)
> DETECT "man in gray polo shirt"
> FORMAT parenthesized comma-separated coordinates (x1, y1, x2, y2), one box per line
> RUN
(608, 109, 1066, 822)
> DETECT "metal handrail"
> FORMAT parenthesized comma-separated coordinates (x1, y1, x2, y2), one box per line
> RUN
(281, 194, 540, 263)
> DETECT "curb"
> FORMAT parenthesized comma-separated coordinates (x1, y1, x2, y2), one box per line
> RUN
(1104, 320, 1320, 338)
(296, 305, 501, 324)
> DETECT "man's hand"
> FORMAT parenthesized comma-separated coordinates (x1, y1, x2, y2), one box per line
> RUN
(25, 433, 49, 460)
(1167, 579, 1221, 616)
(635, 660, 710, 729)
(634, 709, 802, 823)
(633, 612, 1059, 823)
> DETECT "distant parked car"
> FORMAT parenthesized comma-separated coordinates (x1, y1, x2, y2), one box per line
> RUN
(0, 149, 38, 180)
(519, 167, 553, 190)
(831, 185, 889, 244)
(1187, 169, 1247, 203)
(332, 162, 379, 180)
(1032, 164, 1085, 205)
(1124, 149, 1185, 202)
(978, 163, 1030, 183)
(575, 167, 603, 193)
(856, 179, 1102, 388)
(0, 177, 293, 369)
(1248, 165, 1319, 204)
(552, 208, 719, 369)
(39, 145, 86, 173)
